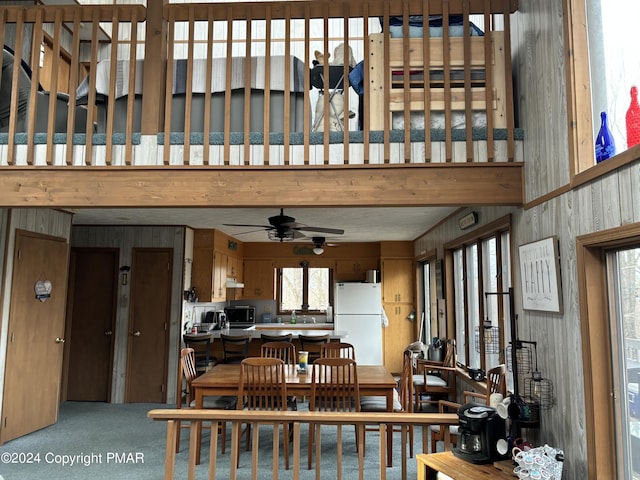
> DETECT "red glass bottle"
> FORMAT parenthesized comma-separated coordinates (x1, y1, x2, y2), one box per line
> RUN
(626, 86, 640, 148)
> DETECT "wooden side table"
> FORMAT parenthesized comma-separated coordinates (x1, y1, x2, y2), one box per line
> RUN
(417, 452, 516, 480)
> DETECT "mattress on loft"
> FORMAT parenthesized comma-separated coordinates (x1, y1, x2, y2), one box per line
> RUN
(170, 89, 306, 133)
(77, 55, 307, 134)
(391, 110, 487, 130)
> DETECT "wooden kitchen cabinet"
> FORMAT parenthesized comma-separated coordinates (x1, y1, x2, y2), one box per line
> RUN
(335, 258, 378, 281)
(381, 256, 415, 374)
(382, 258, 414, 304)
(227, 255, 242, 280)
(191, 229, 244, 302)
(243, 259, 275, 300)
(383, 303, 415, 373)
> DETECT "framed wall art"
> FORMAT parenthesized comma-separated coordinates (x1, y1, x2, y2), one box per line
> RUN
(518, 236, 563, 313)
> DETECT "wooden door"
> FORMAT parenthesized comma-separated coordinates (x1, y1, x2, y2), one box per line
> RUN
(65, 249, 118, 401)
(1, 231, 69, 444)
(125, 248, 172, 403)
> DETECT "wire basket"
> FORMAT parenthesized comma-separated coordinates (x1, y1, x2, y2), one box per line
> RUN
(506, 341, 533, 374)
(474, 325, 501, 354)
(524, 372, 554, 410)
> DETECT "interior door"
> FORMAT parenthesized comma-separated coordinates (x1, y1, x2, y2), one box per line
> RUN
(65, 248, 118, 401)
(125, 248, 172, 403)
(1, 230, 69, 444)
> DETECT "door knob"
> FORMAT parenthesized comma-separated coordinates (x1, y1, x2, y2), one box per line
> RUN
(55, 337, 65, 343)
(104, 330, 113, 336)
(132, 330, 141, 337)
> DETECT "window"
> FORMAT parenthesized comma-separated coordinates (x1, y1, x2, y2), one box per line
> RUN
(446, 216, 512, 376)
(608, 246, 640, 479)
(419, 256, 435, 344)
(567, 0, 640, 173)
(277, 266, 331, 314)
(577, 225, 640, 479)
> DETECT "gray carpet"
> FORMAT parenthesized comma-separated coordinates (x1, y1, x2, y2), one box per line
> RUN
(0, 402, 427, 480)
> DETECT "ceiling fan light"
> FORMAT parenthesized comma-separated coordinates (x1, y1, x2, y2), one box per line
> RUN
(313, 247, 325, 255)
(267, 230, 295, 241)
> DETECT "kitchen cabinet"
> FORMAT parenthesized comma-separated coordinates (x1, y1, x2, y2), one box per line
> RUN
(335, 258, 378, 281)
(243, 259, 275, 300)
(227, 255, 242, 280)
(381, 257, 415, 374)
(191, 229, 243, 302)
(382, 259, 414, 304)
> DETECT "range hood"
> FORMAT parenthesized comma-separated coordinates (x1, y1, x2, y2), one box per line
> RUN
(226, 278, 245, 288)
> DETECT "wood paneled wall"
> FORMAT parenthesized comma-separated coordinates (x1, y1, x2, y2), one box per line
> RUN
(0, 208, 73, 420)
(71, 225, 185, 404)
(511, 0, 570, 200)
(415, 0, 640, 471)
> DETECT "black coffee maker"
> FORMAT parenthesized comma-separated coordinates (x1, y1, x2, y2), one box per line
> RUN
(453, 403, 506, 464)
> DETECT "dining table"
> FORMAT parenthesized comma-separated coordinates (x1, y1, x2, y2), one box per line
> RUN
(190, 363, 398, 466)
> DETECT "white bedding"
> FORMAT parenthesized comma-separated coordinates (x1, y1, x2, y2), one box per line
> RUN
(392, 111, 487, 130)
(76, 55, 307, 100)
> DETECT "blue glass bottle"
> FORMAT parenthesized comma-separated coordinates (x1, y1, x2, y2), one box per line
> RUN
(595, 111, 616, 163)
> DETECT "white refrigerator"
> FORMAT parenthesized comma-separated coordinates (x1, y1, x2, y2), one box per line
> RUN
(334, 282, 384, 365)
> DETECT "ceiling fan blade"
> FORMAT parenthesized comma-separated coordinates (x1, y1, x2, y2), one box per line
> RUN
(229, 228, 273, 236)
(223, 223, 273, 229)
(296, 226, 345, 235)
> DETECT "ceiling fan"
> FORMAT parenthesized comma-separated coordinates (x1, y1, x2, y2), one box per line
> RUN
(223, 208, 345, 242)
(308, 236, 340, 255)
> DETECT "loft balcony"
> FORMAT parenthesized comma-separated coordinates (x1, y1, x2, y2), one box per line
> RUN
(0, 1, 523, 208)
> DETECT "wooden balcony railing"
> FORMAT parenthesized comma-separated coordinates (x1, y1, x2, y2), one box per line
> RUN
(147, 408, 459, 480)
(0, 0, 520, 168)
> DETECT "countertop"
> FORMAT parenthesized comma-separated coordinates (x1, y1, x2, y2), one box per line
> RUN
(187, 327, 347, 340)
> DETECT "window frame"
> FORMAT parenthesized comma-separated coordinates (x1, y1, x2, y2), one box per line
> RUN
(444, 215, 512, 372)
(565, 0, 640, 177)
(577, 223, 640, 479)
(276, 265, 333, 315)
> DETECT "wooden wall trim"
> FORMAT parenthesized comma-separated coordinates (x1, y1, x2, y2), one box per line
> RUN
(0, 165, 523, 208)
(576, 223, 640, 479)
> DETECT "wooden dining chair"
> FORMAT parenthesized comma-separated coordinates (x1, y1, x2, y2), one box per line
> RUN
(429, 399, 461, 453)
(308, 357, 362, 473)
(260, 332, 293, 343)
(220, 333, 252, 364)
(464, 363, 507, 404)
(298, 334, 331, 364)
(261, 341, 297, 365)
(233, 357, 291, 470)
(360, 349, 413, 462)
(413, 339, 457, 411)
(320, 341, 356, 360)
(175, 348, 236, 453)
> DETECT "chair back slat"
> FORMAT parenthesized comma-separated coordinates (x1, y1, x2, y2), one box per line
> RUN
(261, 341, 297, 365)
(310, 357, 360, 412)
(238, 357, 287, 411)
(320, 341, 356, 360)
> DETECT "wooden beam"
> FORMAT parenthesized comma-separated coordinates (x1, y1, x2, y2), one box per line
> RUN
(0, 164, 523, 208)
(163, 0, 518, 22)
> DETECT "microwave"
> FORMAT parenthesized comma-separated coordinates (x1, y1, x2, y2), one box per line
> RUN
(224, 306, 256, 328)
